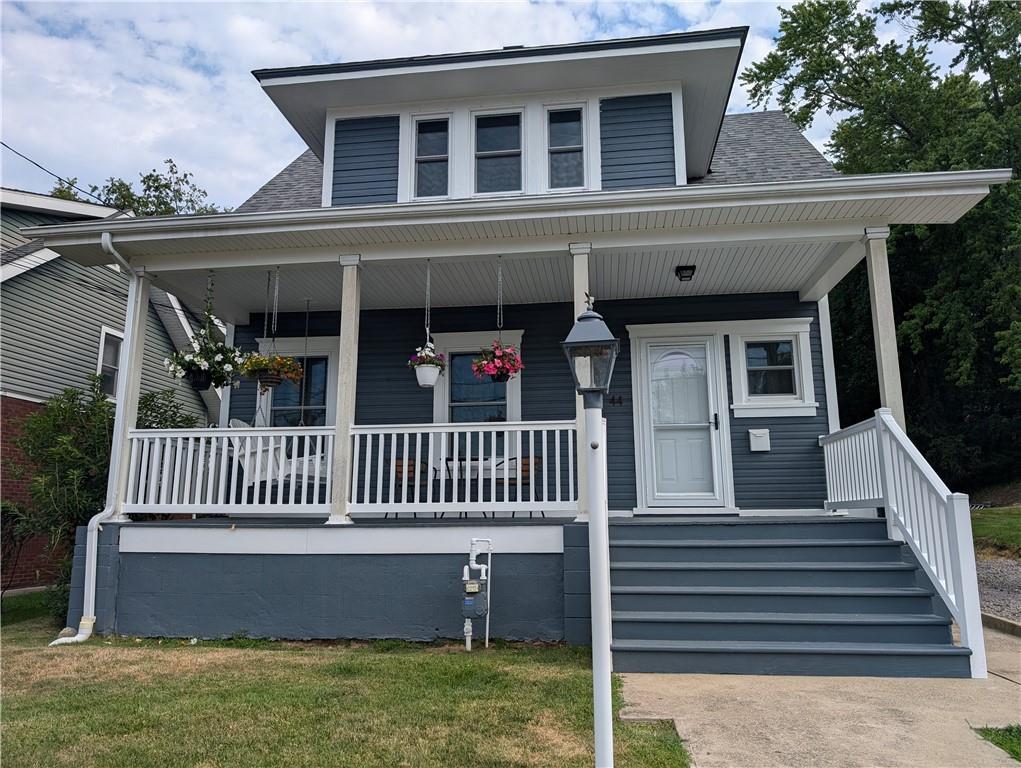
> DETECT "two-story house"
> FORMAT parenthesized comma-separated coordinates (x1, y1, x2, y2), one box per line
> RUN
(29, 29, 1010, 676)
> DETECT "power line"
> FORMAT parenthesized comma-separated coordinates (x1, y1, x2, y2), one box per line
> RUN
(0, 141, 125, 212)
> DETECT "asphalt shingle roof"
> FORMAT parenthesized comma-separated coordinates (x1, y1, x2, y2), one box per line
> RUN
(236, 110, 837, 214)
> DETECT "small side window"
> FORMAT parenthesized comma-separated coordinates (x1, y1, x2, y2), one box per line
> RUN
(548, 108, 584, 189)
(744, 340, 797, 396)
(415, 118, 449, 198)
(98, 331, 122, 397)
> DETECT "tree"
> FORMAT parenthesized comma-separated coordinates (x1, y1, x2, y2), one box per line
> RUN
(13, 378, 197, 621)
(51, 159, 227, 216)
(742, 0, 1021, 489)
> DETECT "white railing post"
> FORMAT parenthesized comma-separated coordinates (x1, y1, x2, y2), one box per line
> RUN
(873, 408, 902, 541)
(946, 492, 987, 678)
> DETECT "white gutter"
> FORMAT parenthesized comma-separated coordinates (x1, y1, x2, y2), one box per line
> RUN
(50, 232, 135, 646)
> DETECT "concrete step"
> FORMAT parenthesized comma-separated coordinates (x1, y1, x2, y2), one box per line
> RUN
(610, 585, 937, 614)
(611, 611, 953, 644)
(609, 561, 919, 588)
(608, 517, 888, 542)
(611, 639, 971, 677)
(609, 539, 906, 563)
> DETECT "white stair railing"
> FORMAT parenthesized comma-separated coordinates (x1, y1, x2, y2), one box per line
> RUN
(348, 420, 578, 516)
(820, 408, 986, 678)
(125, 426, 335, 515)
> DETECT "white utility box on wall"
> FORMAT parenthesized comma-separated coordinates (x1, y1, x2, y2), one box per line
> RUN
(749, 428, 771, 452)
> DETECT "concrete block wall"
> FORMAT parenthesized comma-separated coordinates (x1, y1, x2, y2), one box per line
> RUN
(563, 523, 591, 644)
(66, 524, 119, 631)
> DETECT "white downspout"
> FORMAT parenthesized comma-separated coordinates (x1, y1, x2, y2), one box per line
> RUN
(50, 233, 142, 646)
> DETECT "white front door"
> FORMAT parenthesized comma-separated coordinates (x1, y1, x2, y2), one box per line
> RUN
(638, 337, 727, 508)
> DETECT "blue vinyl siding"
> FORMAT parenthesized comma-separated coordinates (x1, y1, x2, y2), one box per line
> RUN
(599, 94, 676, 190)
(229, 293, 829, 510)
(331, 116, 400, 206)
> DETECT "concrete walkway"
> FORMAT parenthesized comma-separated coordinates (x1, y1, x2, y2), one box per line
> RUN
(621, 628, 1021, 768)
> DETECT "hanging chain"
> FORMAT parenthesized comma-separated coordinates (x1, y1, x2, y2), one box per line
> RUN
(424, 259, 432, 342)
(496, 256, 504, 338)
(263, 270, 271, 339)
(271, 266, 280, 336)
(299, 299, 310, 426)
(205, 270, 215, 337)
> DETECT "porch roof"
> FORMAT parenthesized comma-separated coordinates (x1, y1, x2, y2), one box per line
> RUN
(24, 168, 1011, 324)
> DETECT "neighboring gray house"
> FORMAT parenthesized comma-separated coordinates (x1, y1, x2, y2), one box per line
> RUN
(0, 188, 210, 418)
(29, 30, 1010, 678)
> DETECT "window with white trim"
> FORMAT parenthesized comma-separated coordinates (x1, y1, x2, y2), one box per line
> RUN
(728, 320, 818, 418)
(547, 107, 584, 189)
(254, 337, 339, 427)
(430, 330, 523, 424)
(414, 117, 449, 198)
(474, 113, 522, 193)
(97, 327, 122, 398)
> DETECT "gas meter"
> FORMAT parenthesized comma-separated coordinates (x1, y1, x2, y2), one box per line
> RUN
(462, 578, 489, 619)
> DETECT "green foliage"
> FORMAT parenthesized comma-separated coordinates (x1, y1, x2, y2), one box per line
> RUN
(138, 388, 199, 430)
(976, 724, 1021, 761)
(742, 0, 1021, 488)
(49, 159, 227, 216)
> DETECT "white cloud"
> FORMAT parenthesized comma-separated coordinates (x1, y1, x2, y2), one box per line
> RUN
(0, 1, 922, 207)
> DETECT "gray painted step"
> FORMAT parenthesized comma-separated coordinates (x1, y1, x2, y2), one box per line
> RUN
(611, 585, 937, 614)
(608, 518, 887, 541)
(610, 561, 918, 588)
(611, 639, 971, 677)
(611, 611, 953, 644)
(609, 539, 906, 563)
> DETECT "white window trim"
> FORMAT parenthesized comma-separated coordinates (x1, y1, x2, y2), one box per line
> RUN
(429, 330, 523, 424)
(407, 112, 454, 202)
(542, 102, 587, 193)
(254, 337, 339, 427)
(626, 323, 735, 511)
(97, 325, 124, 400)
(727, 319, 818, 418)
(470, 107, 527, 198)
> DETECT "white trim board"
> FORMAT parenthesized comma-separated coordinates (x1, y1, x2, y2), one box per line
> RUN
(118, 523, 564, 555)
(0, 247, 61, 283)
(818, 295, 840, 433)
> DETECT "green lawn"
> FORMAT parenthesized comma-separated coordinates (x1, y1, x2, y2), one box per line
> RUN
(977, 725, 1021, 762)
(1, 593, 688, 768)
(971, 506, 1021, 557)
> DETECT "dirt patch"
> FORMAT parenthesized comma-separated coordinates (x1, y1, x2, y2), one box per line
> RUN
(491, 710, 589, 765)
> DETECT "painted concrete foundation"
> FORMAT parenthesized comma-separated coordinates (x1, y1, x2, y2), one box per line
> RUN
(67, 523, 566, 641)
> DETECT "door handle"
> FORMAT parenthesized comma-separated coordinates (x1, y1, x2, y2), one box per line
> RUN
(713, 412, 720, 430)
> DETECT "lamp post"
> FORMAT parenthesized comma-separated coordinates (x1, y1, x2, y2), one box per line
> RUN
(562, 306, 619, 768)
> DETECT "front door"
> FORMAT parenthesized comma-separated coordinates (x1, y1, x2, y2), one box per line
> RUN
(638, 338, 727, 508)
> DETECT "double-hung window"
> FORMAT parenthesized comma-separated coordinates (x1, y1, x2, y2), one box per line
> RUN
(547, 108, 584, 189)
(448, 353, 507, 423)
(414, 118, 449, 198)
(728, 319, 818, 418)
(97, 327, 122, 398)
(474, 113, 522, 193)
(744, 341, 797, 397)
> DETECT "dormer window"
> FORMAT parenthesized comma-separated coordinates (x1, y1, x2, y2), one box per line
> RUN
(474, 113, 522, 194)
(415, 118, 449, 198)
(547, 108, 584, 189)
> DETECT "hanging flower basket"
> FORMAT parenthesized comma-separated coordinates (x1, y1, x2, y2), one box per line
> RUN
(408, 342, 446, 389)
(241, 354, 303, 394)
(184, 368, 214, 391)
(472, 341, 523, 383)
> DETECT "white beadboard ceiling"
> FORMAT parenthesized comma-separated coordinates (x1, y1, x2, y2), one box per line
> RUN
(155, 241, 842, 324)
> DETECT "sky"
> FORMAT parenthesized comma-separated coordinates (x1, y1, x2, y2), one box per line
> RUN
(0, 1, 854, 208)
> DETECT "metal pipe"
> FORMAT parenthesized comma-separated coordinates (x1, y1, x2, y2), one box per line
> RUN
(584, 401, 614, 768)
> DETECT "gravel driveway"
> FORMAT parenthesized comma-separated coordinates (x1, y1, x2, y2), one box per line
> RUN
(978, 555, 1021, 622)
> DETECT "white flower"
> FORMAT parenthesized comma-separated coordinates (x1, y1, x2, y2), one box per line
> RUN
(214, 353, 223, 362)
(224, 364, 233, 372)
(199, 360, 209, 370)
(175, 370, 185, 379)
(185, 353, 194, 362)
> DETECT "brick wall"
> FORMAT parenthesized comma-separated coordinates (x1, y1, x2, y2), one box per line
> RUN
(2, 395, 60, 588)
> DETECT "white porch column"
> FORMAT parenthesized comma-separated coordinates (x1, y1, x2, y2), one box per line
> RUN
(329, 254, 361, 524)
(570, 242, 591, 520)
(109, 271, 151, 521)
(864, 227, 906, 429)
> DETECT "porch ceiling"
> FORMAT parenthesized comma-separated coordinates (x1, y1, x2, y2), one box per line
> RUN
(157, 240, 842, 325)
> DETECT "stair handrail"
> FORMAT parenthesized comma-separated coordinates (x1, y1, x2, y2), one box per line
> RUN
(821, 408, 986, 678)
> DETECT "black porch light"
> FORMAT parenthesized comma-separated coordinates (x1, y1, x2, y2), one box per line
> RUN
(675, 265, 696, 282)
(561, 308, 619, 404)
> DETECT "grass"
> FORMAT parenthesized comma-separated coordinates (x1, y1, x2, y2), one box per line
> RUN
(971, 506, 1021, 558)
(0, 593, 688, 768)
(977, 725, 1021, 762)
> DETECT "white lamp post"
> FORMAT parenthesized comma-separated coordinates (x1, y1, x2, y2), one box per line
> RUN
(562, 306, 619, 768)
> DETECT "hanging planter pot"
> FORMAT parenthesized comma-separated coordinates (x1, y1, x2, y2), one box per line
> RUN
(489, 371, 511, 383)
(257, 372, 282, 390)
(471, 341, 523, 384)
(415, 364, 442, 388)
(241, 354, 304, 394)
(185, 368, 213, 391)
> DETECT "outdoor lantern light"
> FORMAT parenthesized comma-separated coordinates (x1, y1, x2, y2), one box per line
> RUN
(675, 264, 696, 282)
(561, 308, 619, 404)
(561, 304, 619, 768)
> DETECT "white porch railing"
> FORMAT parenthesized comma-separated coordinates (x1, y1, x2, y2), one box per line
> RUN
(819, 408, 986, 678)
(125, 427, 335, 515)
(349, 420, 578, 516)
